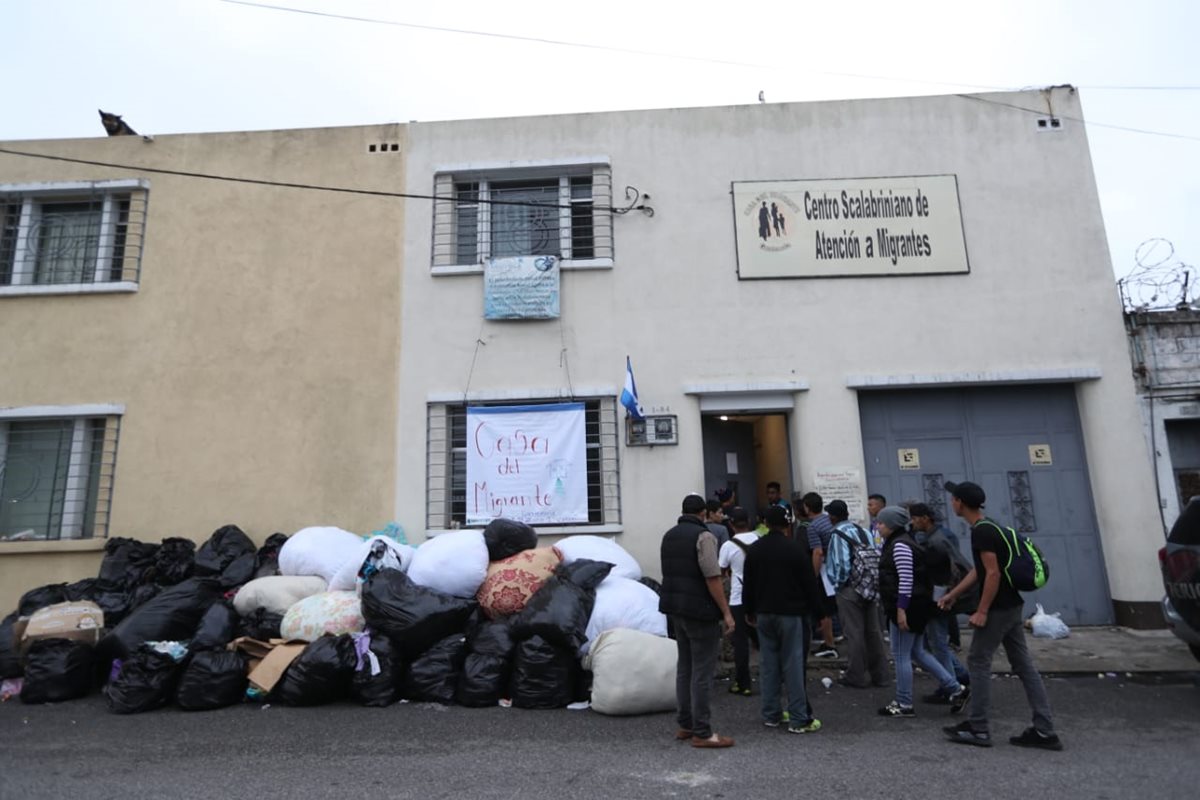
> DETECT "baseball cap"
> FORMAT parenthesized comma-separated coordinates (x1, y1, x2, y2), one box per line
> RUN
(824, 499, 849, 518)
(944, 480, 986, 508)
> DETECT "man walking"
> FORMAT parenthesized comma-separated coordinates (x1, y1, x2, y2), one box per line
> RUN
(718, 506, 761, 696)
(824, 500, 889, 688)
(909, 502, 970, 700)
(800, 492, 840, 659)
(742, 505, 826, 734)
(660, 493, 737, 748)
(938, 481, 1063, 750)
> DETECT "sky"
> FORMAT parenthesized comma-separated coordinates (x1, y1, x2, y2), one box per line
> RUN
(2, 0, 1197, 300)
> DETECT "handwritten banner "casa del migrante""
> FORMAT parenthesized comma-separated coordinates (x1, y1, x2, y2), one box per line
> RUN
(732, 175, 969, 279)
(465, 403, 589, 526)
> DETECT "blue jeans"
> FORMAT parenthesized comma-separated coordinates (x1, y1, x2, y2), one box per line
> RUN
(925, 615, 969, 685)
(890, 622, 958, 707)
(672, 615, 722, 739)
(757, 613, 812, 724)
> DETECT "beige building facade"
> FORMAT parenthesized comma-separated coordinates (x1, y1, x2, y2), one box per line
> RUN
(0, 125, 406, 610)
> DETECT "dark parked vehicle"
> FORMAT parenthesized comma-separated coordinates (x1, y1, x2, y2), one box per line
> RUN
(1160, 498, 1200, 662)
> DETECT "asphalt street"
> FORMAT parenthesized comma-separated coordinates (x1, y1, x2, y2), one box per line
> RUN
(1, 670, 1197, 800)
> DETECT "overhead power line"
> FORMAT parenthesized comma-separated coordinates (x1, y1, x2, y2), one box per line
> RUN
(0, 146, 632, 211)
(956, 94, 1200, 142)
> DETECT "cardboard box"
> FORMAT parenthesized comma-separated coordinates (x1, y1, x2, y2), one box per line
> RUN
(16, 601, 105, 654)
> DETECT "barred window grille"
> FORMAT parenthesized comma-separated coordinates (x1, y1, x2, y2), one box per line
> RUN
(0, 180, 149, 287)
(426, 397, 621, 529)
(432, 165, 613, 267)
(0, 415, 121, 541)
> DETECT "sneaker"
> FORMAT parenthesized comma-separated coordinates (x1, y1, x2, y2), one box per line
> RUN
(944, 720, 992, 747)
(763, 711, 790, 728)
(834, 635, 846, 644)
(923, 690, 951, 705)
(1009, 727, 1064, 751)
(949, 684, 971, 715)
(787, 718, 822, 734)
(728, 682, 752, 696)
(878, 700, 916, 717)
(813, 646, 839, 659)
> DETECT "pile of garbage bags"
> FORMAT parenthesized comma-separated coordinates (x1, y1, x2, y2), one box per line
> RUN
(0, 519, 675, 716)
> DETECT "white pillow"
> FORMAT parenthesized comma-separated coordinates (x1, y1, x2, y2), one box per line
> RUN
(407, 530, 489, 598)
(232, 575, 329, 616)
(555, 535, 642, 581)
(583, 577, 666, 654)
(278, 526, 363, 583)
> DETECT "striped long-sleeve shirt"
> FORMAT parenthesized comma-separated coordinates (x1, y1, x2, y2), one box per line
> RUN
(893, 541, 914, 610)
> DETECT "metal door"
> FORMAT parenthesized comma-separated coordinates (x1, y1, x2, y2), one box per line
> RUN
(860, 385, 1112, 625)
(702, 417, 759, 523)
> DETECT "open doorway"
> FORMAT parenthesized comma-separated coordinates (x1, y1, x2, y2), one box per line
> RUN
(701, 413, 792, 523)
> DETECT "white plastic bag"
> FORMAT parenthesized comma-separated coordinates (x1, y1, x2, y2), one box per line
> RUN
(582, 577, 667, 654)
(278, 526, 364, 583)
(1030, 603, 1070, 639)
(555, 535, 642, 581)
(584, 628, 677, 716)
(407, 530, 489, 598)
(327, 536, 416, 592)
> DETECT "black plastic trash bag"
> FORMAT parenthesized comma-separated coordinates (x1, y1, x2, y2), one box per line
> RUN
(63, 579, 136, 628)
(98, 537, 160, 592)
(403, 634, 467, 704)
(104, 645, 181, 714)
(239, 608, 284, 641)
(128, 582, 163, 610)
(350, 633, 404, 708)
(194, 525, 256, 587)
(152, 538, 196, 586)
(456, 620, 515, 707)
(190, 600, 239, 651)
(276, 634, 357, 706)
(361, 569, 477, 659)
(483, 518, 538, 562)
(0, 612, 22, 679)
(20, 639, 96, 704)
(510, 635, 578, 710)
(510, 559, 613, 653)
(99, 578, 222, 662)
(18, 584, 69, 617)
(253, 533, 289, 580)
(176, 650, 248, 711)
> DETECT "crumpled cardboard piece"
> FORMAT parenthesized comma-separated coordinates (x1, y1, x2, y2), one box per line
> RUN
(229, 636, 306, 694)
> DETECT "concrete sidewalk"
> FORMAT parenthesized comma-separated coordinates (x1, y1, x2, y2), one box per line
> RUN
(730, 626, 1200, 677)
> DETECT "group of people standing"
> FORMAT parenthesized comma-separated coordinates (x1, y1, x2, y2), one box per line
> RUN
(657, 480, 1063, 752)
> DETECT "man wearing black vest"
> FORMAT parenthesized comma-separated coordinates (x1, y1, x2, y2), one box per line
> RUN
(660, 493, 737, 748)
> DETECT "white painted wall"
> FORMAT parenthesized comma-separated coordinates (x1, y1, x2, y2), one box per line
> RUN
(395, 89, 1160, 605)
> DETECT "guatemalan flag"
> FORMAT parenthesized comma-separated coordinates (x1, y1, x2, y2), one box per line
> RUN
(621, 356, 644, 419)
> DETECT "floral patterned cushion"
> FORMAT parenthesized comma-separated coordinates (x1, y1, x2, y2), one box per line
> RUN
(477, 547, 562, 619)
(280, 591, 365, 642)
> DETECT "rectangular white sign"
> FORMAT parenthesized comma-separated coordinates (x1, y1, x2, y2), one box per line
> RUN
(732, 175, 969, 279)
(466, 403, 588, 525)
(813, 466, 867, 524)
(484, 255, 560, 319)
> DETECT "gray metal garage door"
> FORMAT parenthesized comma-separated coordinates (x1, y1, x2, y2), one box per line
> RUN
(859, 385, 1112, 625)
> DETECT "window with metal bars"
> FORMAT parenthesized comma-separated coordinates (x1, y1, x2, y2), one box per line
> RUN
(426, 397, 621, 530)
(432, 165, 613, 268)
(0, 414, 121, 541)
(0, 179, 148, 291)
